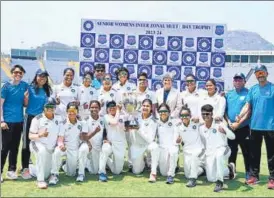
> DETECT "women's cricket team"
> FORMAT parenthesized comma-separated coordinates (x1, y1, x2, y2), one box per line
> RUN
(1, 64, 237, 192)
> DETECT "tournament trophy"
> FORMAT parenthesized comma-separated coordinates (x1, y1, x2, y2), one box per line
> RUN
(121, 92, 139, 142)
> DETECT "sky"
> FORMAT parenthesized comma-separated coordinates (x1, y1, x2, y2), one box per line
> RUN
(1, 1, 274, 53)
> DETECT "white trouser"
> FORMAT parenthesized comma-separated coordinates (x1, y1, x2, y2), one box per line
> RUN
(125, 132, 133, 166)
(159, 146, 179, 177)
(205, 146, 231, 182)
(51, 146, 84, 176)
(99, 142, 126, 175)
(86, 148, 101, 174)
(29, 141, 53, 182)
(131, 142, 160, 175)
(183, 148, 205, 179)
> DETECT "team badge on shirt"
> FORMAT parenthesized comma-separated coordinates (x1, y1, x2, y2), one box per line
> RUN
(192, 125, 197, 129)
(90, 91, 93, 95)
(145, 123, 149, 126)
(110, 93, 114, 97)
(100, 120, 103, 125)
(146, 94, 150, 98)
(168, 122, 172, 126)
(213, 129, 217, 133)
(78, 125, 82, 131)
(119, 119, 123, 123)
(127, 87, 131, 90)
(71, 89, 75, 93)
(55, 120, 58, 125)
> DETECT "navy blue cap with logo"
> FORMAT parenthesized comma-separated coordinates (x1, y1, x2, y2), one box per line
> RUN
(254, 65, 268, 73)
(233, 73, 246, 80)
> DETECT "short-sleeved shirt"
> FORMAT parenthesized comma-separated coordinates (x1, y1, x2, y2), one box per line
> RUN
(1, 81, 29, 122)
(92, 78, 102, 90)
(51, 83, 80, 118)
(112, 80, 137, 94)
(135, 88, 156, 112)
(59, 119, 88, 150)
(26, 85, 48, 116)
(157, 118, 178, 149)
(225, 87, 250, 128)
(246, 82, 274, 131)
(29, 113, 60, 150)
(85, 115, 104, 150)
(98, 88, 121, 116)
(134, 115, 157, 145)
(78, 85, 98, 117)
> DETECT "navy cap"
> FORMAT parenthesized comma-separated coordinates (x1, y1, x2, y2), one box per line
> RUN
(36, 69, 49, 76)
(254, 65, 268, 73)
(106, 101, 116, 108)
(233, 73, 245, 80)
(94, 63, 105, 70)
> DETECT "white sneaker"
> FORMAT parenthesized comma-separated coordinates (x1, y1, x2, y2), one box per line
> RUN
(21, 168, 32, 180)
(48, 174, 59, 185)
(1, 175, 3, 183)
(76, 174, 84, 182)
(6, 171, 18, 180)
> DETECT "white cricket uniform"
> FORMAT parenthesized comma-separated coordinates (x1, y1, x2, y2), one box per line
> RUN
(98, 113, 127, 175)
(199, 121, 235, 182)
(112, 80, 137, 166)
(155, 87, 182, 119)
(135, 88, 157, 113)
(79, 115, 104, 175)
(29, 114, 60, 182)
(157, 118, 179, 177)
(51, 83, 80, 120)
(129, 115, 159, 175)
(78, 84, 99, 119)
(51, 119, 88, 176)
(198, 92, 226, 121)
(176, 121, 205, 179)
(98, 87, 121, 116)
(180, 88, 207, 120)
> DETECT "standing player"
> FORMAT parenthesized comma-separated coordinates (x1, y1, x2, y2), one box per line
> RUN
(92, 64, 106, 89)
(79, 100, 104, 175)
(28, 98, 60, 189)
(155, 73, 182, 119)
(98, 101, 127, 182)
(156, 103, 179, 184)
(51, 68, 80, 120)
(48, 102, 88, 184)
(129, 99, 159, 182)
(199, 104, 236, 192)
(236, 65, 274, 189)
(134, 73, 156, 114)
(78, 72, 98, 119)
(175, 105, 205, 188)
(98, 73, 121, 116)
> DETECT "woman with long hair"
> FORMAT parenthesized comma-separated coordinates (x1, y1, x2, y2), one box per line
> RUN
(21, 69, 52, 180)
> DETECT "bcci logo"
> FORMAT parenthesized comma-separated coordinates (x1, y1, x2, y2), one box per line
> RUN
(215, 25, 224, 36)
(141, 51, 150, 61)
(98, 34, 107, 45)
(170, 52, 179, 62)
(127, 35, 136, 45)
(112, 50, 121, 59)
(83, 48, 92, 59)
(199, 53, 208, 63)
(214, 39, 223, 49)
(83, 20, 94, 31)
(184, 67, 193, 76)
(213, 68, 222, 78)
(156, 37, 165, 47)
(185, 38, 194, 48)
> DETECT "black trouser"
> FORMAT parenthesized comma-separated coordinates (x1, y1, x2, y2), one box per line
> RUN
(228, 125, 250, 173)
(1, 122, 23, 173)
(21, 114, 35, 169)
(249, 130, 274, 180)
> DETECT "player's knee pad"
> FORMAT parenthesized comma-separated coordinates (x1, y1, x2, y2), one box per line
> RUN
(102, 143, 112, 154)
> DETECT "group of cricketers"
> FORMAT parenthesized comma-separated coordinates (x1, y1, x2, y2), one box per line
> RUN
(1, 63, 274, 192)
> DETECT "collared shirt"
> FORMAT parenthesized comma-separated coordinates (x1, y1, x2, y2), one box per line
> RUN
(78, 84, 98, 117)
(92, 77, 102, 90)
(103, 113, 127, 144)
(98, 88, 121, 116)
(26, 85, 48, 116)
(225, 87, 250, 128)
(85, 115, 104, 150)
(180, 88, 207, 119)
(51, 83, 80, 118)
(59, 119, 88, 150)
(29, 113, 60, 150)
(157, 118, 178, 148)
(1, 80, 29, 122)
(246, 82, 274, 131)
(199, 92, 226, 120)
(112, 80, 137, 94)
(199, 121, 235, 154)
(134, 114, 157, 145)
(176, 121, 204, 152)
(135, 88, 156, 112)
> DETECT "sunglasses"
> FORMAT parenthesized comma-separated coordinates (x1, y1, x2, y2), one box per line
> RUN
(159, 110, 169, 113)
(95, 69, 105, 73)
(119, 72, 128, 77)
(201, 112, 211, 116)
(180, 114, 190, 118)
(186, 80, 195, 83)
(255, 71, 267, 78)
(44, 104, 56, 109)
(103, 77, 112, 81)
(13, 71, 23, 75)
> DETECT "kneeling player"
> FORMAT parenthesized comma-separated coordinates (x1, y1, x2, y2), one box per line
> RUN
(98, 101, 127, 182)
(29, 98, 60, 189)
(156, 103, 179, 184)
(48, 102, 88, 184)
(199, 104, 236, 192)
(176, 105, 205, 187)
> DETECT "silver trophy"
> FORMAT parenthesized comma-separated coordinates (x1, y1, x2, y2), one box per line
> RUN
(122, 92, 139, 129)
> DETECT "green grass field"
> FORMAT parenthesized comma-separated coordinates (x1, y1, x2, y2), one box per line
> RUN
(1, 142, 273, 197)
